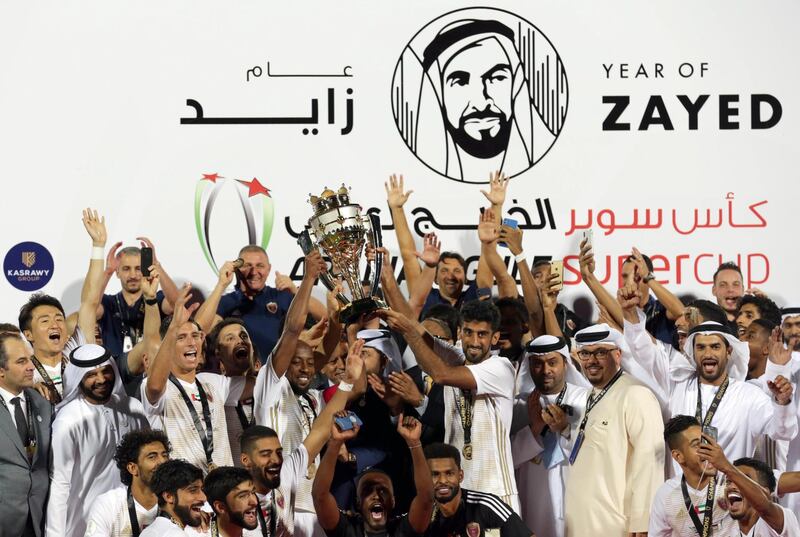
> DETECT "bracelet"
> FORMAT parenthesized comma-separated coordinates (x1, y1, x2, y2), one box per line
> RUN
(91, 246, 105, 260)
(338, 381, 354, 392)
(144, 297, 159, 306)
(407, 442, 422, 450)
(514, 251, 527, 264)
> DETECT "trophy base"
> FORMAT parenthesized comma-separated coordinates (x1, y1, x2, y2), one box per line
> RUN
(339, 297, 389, 324)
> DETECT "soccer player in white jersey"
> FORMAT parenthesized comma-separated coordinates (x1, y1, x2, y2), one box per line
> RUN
(241, 338, 368, 537)
(143, 284, 255, 473)
(252, 249, 328, 536)
(618, 282, 797, 477)
(140, 459, 207, 536)
(382, 300, 520, 514)
(649, 415, 738, 536)
(698, 438, 800, 536)
(86, 429, 171, 536)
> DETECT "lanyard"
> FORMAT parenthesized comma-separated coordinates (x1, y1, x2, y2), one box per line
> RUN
(115, 292, 144, 341)
(540, 384, 568, 438)
(31, 355, 65, 404)
(127, 487, 141, 537)
(695, 376, 729, 427)
(569, 370, 623, 465)
(297, 393, 318, 436)
(0, 393, 37, 457)
(235, 399, 254, 430)
(256, 491, 276, 537)
(578, 369, 623, 433)
(169, 374, 215, 467)
(453, 388, 474, 460)
(681, 475, 717, 537)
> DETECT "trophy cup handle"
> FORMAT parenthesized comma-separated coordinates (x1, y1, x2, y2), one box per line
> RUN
(366, 212, 383, 298)
(297, 229, 351, 305)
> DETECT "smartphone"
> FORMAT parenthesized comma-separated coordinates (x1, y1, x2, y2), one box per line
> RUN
(582, 229, 594, 251)
(140, 247, 153, 277)
(498, 218, 518, 248)
(334, 411, 363, 431)
(550, 259, 564, 291)
(701, 425, 718, 444)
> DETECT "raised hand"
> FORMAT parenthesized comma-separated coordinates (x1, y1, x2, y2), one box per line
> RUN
(579, 238, 595, 277)
(344, 339, 366, 389)
(527, 390, 547, 437)
(541, 404, 569, 434)
(378, 308, 416, 336)
(141, 270, 161, 300)
(616, 281, 640, 311)
(538, 272, 561, 312)
(396, 413, 422, 445)
(171, 283, 199, 328)
(630, 247, 650, 281)
(499, 224, 523, 256)
(768, 375, 793, 406)
(82, 208, 107, 247)
(275, 271, 297, 294)
(480, 170, 510, 208)
(768, 327, 793, 366)
(478, 208, 500, 244)
(367, 373, 401, 410)
(136, 236, 158, 262)
(217, 260, 237, 289)
(299, 317, 328, 348)
(388, 371, 424, 407)
(304, 250, 328, 281)
(331, 410, 361, 443)
(414, 233, 441, 268)
(385, 174, 413, 209)
(105, 241, 123, 275)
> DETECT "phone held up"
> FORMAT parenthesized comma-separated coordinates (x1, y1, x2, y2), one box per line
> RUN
(140, 247, 153, 277)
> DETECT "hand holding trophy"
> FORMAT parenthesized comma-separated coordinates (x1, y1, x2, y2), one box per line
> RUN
(297, 185, 388, 323)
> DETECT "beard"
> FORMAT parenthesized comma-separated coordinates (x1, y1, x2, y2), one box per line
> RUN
(446, 108, 512, 159)
(174, 503, 201, 528)
(229, 507, 259, 530)
(79, 380, 113, 404)
(435, 484, 460, 504)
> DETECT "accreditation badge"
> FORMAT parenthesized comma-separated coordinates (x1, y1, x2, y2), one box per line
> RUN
(568, 430, 585, 465)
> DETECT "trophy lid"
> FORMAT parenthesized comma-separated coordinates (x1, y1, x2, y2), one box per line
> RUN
(309, 184, 353, 215)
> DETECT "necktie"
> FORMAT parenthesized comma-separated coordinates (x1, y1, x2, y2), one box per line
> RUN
(541, 429, 565, 469)
(10, 397, 29, 446)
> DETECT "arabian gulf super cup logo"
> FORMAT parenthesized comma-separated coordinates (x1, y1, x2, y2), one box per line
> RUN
(194, 173, 275, 274)
(392, 7, 568, 184)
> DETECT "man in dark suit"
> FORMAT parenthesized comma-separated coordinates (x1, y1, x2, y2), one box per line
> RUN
(0, 331, 52, 537)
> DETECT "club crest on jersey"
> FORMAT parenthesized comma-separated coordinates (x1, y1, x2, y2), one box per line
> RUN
(466, 522, 481, 537)
(266, 301, 278, 314)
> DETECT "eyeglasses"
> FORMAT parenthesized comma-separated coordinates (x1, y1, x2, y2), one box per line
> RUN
(577, 348, 615, 361)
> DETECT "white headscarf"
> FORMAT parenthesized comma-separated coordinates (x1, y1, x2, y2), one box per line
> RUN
(781, 307, 800, 323)
(56, 343, 127, 412)
(525, 334, 588, 388)
(358, 329, 403, 375)
(683, 321, 747, 368)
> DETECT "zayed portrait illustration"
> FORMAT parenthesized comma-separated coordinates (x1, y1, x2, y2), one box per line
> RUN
(392, 8, 568, 183)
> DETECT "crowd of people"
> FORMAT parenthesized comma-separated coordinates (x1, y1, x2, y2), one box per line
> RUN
(1, 173, 799, 537)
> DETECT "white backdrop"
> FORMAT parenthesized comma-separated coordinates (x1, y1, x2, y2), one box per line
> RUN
(1, 1, 797, 321)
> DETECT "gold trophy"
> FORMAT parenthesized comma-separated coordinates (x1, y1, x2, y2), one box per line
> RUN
(297, 185, 388, 323)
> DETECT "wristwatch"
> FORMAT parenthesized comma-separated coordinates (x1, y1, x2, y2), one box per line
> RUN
(144, 297, 159, 305)
(642, 273, 656, 284)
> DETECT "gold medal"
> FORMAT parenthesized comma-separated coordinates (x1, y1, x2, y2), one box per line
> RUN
(306, 461, 317, 479)
(463, 443, 473, 460)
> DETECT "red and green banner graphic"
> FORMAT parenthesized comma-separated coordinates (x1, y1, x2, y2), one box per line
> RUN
(194, 173, 275, 274)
